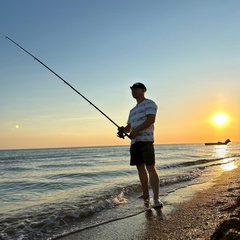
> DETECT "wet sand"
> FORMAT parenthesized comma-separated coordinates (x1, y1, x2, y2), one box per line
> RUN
(55, 166, 240, 240)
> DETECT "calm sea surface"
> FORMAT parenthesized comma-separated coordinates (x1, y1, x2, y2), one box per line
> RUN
(0, 143, 239, 239)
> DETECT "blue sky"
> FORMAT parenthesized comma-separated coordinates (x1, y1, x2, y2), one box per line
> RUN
(1, 0, 240, 149)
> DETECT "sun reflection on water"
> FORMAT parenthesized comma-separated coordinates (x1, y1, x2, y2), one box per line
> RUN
(213, 145, 237, 171)
(220, 158, 237, 171)
(213, 145, 229, 158)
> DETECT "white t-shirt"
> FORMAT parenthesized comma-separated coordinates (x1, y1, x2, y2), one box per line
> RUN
(127, 99, 158, 144)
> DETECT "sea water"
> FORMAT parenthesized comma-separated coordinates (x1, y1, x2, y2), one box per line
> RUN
(0, 143, 239, 239)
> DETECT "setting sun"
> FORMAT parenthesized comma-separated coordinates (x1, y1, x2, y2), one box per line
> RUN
(212, 113, 228, 126)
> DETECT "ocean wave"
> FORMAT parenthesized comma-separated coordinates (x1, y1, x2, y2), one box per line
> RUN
(160, 169, 202, 186)
(0, 191, 128, 240)
(160, 154, 239, 170)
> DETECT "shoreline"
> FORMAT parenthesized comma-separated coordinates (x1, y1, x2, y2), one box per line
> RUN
(54, 166, 240, 240)
(143, 166, 240, 239)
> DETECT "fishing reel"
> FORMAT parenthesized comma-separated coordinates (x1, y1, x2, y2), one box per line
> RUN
(117, 127, 127, 139)
(117, 131, 125, 139)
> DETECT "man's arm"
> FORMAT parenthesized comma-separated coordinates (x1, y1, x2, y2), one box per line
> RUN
(123, 124, 131, 133)
(130, 114, 155, 139)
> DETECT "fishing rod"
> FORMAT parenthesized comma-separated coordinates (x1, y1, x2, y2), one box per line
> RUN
(0, 32, 129, 139)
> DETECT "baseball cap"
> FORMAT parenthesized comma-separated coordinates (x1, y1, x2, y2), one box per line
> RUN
(130, 82, 147, 91)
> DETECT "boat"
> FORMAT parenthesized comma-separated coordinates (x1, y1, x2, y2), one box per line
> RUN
(204, 139, 231, 146)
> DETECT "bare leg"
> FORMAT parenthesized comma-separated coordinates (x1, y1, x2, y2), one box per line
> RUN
(136, 164, 149, 199)
(146, 165, 159, 201)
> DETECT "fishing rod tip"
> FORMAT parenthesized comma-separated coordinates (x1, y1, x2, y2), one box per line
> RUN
(0, 32, 7, 38)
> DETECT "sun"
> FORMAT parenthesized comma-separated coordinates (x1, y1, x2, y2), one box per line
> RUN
(212, 113, 228, 125)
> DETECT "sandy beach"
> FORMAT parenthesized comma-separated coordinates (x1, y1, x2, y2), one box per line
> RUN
(54, 167, 240, 240)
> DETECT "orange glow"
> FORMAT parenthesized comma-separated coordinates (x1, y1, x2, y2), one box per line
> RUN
(1, 99, 239, 149)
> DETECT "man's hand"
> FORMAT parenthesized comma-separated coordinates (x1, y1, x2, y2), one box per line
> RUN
(117, 126, 126, 139)
(129, 128, 138, 139)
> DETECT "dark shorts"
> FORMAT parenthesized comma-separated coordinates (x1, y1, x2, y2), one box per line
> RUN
(130, 142, 155, 166)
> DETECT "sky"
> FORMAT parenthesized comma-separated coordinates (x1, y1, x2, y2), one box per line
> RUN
(0, 0, 239, 149)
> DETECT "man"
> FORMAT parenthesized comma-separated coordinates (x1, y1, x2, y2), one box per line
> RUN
(118, 82, 162, 208)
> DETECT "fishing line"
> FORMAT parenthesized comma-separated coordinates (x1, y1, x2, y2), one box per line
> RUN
(51, 209, 147, 239)
(0, 32, 129, 139)
(51, 206, 163, 239)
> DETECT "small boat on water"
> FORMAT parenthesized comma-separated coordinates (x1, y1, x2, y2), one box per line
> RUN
(205, 139, 231, 146)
